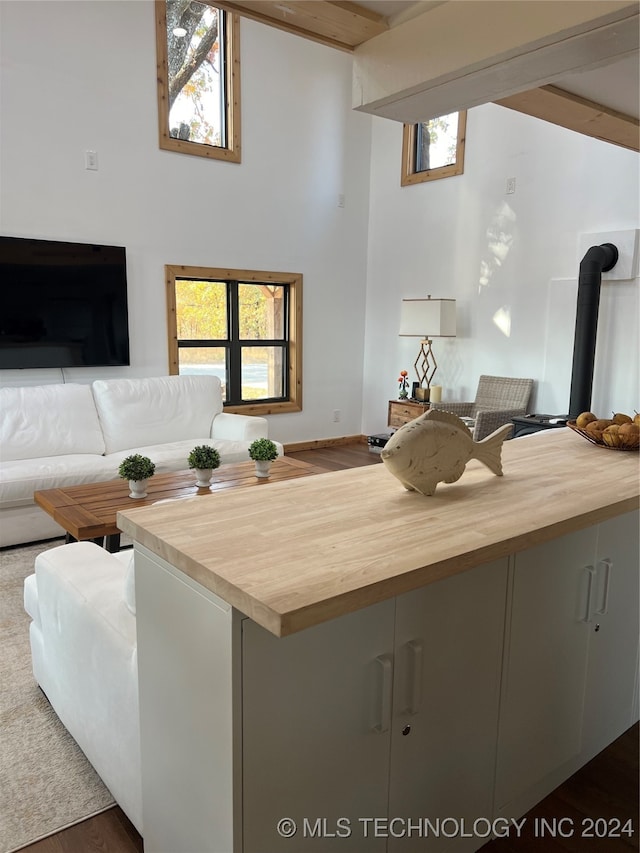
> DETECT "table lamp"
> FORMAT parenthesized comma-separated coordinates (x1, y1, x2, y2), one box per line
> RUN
(399, 296, 456, 401)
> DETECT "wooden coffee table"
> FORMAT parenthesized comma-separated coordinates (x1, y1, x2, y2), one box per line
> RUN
(34, 457, 328, 552)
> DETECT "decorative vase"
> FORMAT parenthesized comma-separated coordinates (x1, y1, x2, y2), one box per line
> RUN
(254, 460, 271, 478)
(128, 479, 148, 499)
(194, 468, 213, 487)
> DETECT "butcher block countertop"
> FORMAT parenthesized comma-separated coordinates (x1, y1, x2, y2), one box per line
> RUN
(118, 429, 639, 637)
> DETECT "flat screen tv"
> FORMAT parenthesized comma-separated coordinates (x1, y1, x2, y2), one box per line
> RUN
(0, 235, 130, 369)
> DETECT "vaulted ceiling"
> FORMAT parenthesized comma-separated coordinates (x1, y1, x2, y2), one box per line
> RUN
(219, 0, 639, 152)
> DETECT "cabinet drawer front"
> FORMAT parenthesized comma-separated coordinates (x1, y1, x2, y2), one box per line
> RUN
(388, 402, 427, 427)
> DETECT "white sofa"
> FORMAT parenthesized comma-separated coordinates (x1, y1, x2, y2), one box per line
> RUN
(24, 542, 143, 832)
(0, 375, 282, 547)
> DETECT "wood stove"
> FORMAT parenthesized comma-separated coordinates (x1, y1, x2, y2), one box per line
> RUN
(512, 242, 619, 437)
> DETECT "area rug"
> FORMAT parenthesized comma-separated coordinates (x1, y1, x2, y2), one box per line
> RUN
(0, 541, 115, 853)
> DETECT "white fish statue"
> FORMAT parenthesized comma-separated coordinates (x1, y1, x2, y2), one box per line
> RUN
(381, 409, 512, 496)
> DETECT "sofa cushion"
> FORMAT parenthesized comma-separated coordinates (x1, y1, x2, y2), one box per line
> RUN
(92, 375, 224, 454)
(0, 384, 105, 461)
(0, 454, 118, 508)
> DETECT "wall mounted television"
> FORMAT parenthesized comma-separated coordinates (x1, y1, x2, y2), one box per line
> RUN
(0, 235, 131, 369)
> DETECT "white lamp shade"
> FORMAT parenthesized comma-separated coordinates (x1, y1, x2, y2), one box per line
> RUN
(399, 298, 456, 338)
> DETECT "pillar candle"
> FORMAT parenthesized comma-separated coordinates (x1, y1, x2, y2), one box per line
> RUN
(430, 385, 442, 402)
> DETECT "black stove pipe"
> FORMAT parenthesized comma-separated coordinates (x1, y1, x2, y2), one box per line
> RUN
(568, 242, 618, 419)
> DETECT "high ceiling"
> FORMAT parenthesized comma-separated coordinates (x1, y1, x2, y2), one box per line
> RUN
(219, 0, 639, 152)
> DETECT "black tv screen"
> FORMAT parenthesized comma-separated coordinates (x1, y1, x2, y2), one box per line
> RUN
(0, 235, 130, 369)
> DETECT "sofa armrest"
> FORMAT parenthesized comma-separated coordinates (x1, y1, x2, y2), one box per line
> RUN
(473, 408, 525, 441)
(210, 411, 269, 442)
(429, 402, 474, 417)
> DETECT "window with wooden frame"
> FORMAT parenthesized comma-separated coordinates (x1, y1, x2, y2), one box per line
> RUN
(166, 266, 302, 415)
(155, 0, 240, 162)
(401, 111, 467, 186)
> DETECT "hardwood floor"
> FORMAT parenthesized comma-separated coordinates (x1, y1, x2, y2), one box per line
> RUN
(286, 440, 384, 470)
(479, 724, 639, 853)
(21, 807, 143, 853)
(18, 443, 638, 852)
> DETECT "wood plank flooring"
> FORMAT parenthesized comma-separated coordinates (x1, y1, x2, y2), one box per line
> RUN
(480, 724, 639, 853)
(18, 443, 638, 852)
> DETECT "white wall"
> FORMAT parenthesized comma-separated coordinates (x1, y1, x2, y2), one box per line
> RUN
(362, 104, 639, 435)
(0, 1, 371, 444)
(2, 2, 638, 443)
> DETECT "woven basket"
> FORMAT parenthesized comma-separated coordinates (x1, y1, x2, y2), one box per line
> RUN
(567, 420, 640, 451)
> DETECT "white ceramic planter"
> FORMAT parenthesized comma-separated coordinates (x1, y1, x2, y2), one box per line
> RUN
(194, 468, 213, 487)
(128, 479, 148, 499)
(254, 460, 271, 478)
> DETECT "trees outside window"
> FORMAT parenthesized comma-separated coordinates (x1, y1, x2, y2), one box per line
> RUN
(401, 111, 466, 186)
(156, 0, 240, 162)
(166, 266, 302, 415)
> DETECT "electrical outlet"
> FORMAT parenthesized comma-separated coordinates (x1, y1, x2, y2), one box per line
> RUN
(333, 409, 341, 423)
(85, 150, 98, 171)
(337, 194, 345, 208)
(505, 177, 516, 194)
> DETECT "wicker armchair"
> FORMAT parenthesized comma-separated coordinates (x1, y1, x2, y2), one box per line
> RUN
(430, 375, 534, 441)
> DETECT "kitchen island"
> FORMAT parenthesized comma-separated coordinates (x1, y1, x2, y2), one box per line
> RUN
(119, 430, 639, 853)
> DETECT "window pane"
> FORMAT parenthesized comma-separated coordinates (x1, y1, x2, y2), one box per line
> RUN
(166, 3, 224, 147)
(176, 279, 227, 340)
(238, 283, 286, 340)
(178, 346, 227, 400)
(241, 346, 284, 400)
(416, 112, 459, 172)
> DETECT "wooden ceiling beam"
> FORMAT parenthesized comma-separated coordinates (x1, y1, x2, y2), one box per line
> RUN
(217, 1, 388, 51)
(495, 84, 640, 153)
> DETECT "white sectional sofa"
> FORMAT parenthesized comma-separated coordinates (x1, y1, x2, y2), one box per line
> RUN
(1, 374, 282, 547)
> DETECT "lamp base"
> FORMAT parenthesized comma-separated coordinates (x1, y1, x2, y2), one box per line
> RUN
(414, 386, 430, 402)
(413, 338, 438, 390)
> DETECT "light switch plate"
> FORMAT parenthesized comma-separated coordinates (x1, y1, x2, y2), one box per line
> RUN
(578, 230, 639, 280)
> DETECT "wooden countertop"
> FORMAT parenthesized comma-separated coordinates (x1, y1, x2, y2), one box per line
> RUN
(118, 430, 639, 637)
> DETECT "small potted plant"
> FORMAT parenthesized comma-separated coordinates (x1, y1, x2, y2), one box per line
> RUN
(118, 454, 156, 499)
(188, 444, 221, 487)
(248, 437, 279, 478)
(398, 370, 409, 399)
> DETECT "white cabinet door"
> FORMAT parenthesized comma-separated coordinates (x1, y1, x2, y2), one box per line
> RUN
(495, 526, 597, 818)
(582, 510, 640, 761)
(388, 559, 509, 853)
(242, 599, 396, 852)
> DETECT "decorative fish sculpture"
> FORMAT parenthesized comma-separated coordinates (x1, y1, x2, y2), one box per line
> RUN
(380, 409, 512, 496)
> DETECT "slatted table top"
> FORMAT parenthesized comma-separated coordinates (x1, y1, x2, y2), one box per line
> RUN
(34, 457, 328, 543)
